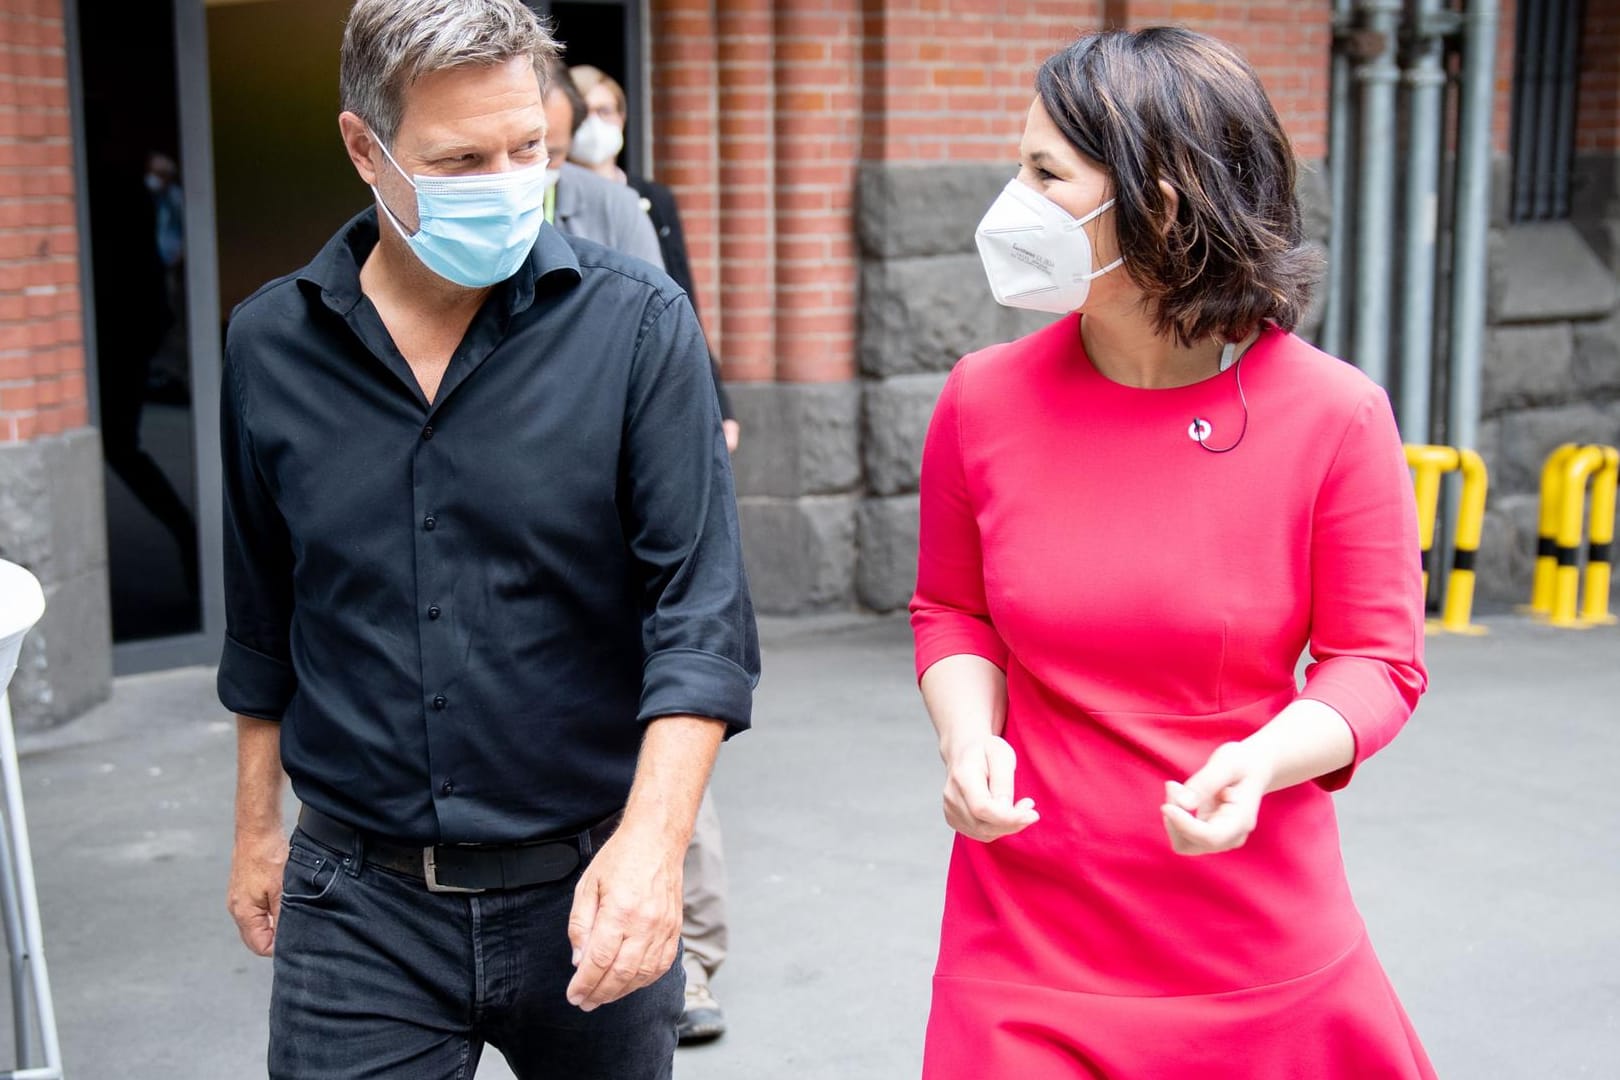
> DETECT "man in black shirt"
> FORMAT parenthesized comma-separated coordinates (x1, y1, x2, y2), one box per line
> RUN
(219, 3, 758, 1077)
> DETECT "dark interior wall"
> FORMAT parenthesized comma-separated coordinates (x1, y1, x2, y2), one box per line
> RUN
(207, 0, 642, 316)
(546, 1, 642, 177)
(80, 0, 203, 642)
(208, 0, 357, 314)
(548, 2, 626, 72)
(79, 0, 179, 168)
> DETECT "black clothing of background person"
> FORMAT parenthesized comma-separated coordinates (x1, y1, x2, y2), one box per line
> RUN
(627, 175, 734, 422)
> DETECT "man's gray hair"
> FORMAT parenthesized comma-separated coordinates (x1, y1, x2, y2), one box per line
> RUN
(340, 0, 561, 147)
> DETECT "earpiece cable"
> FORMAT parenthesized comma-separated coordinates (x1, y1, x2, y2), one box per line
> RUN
(1193, 343, 1249, 454)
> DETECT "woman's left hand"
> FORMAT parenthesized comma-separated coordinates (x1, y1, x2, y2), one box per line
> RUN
(1161, 741, 1275, 856)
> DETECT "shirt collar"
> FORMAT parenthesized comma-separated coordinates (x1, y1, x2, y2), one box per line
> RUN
(295, 206, 583, 319)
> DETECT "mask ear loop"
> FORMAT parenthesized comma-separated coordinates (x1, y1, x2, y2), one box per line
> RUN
(1073, 199, 1126, 281)
(1081, 255, 1126, 281)
(367, 128, 419, 239)
(1193, 341, 1250, 454)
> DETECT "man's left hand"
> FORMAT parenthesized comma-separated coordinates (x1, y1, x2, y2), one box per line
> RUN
(564, 822, 683, 1011)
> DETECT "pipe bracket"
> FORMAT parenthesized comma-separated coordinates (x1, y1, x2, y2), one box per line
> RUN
(1338, 28, 1388, 63)
(1401, 68, 1449, 88)
(1412, 10, 1465, 39)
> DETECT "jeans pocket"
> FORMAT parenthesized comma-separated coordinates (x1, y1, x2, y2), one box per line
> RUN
(281, 835, 344, 905)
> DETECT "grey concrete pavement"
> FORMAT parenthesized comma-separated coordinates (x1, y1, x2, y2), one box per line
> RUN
(1, 614, 1616, 1078)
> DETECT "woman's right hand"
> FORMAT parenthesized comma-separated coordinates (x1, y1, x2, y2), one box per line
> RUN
(942, 735, 1040, 842)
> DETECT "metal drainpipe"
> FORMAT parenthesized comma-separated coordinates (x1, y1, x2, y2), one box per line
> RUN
(1396, 0, 1453, 443)
(1321, 0, 1356, 360)
(1447, 0, 1499, 455)
(1352, 0, 1402, 387)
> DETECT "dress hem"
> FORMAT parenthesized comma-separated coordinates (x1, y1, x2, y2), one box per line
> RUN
(933, 927, 1366, 1002)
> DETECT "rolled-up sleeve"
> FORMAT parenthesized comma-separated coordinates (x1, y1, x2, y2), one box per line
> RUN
(910, 361, 1009, 681)
(621, 294, 759, 734)
(217, 346, 298, 720)
(1299, 388, 1428, 790)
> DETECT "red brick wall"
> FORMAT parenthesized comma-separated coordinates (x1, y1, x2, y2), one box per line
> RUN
(714, 0, 775, 380)
(650, 0, 726, 368)
(1577, 0, 1620, 153)
(854, 1, 1335, 166)
(649, 1, 1417, 386)
(772, 2, 861, 382)
(861, 1, 1101, 164)
(1113, 1, 1332, 161)
(653, 0, 864, 384)
(0, 0, 85, 443)
(1495, 0, 1517, 156)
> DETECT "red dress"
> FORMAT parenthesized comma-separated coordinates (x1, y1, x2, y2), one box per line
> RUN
(911, 316, 1434, 1079)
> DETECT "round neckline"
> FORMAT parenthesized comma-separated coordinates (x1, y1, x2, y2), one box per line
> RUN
(1070, 315, 1276, 395)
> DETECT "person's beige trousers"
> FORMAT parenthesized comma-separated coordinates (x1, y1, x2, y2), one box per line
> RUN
(681, 787, 727, 989)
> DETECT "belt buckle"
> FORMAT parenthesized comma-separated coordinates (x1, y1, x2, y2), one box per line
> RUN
(423, 847, 485, 894)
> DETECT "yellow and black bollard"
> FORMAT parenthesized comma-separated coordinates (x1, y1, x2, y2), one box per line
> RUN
(1440, 449, 1489, 635)
(1526, 443, 1580, 616)
(1578, 446, 1618, 627)
(1404, 444, 1489, 635)
(1546, 445, 1620, 629)
(1405, 445, 1450, 599)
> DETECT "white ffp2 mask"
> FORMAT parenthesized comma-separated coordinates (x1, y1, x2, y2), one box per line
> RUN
(974, 178, 1124, 313)
(570, 115, 625, 167)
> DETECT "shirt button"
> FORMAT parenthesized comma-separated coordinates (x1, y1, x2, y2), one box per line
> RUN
(421, 425, 434, 441)
(424, 515, 437, 531)
(441, 779, 454, 795)
(432, 694, 447, 710)
(427, 604, 441, 620)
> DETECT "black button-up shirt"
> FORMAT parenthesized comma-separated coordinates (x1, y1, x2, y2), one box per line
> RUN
(217, 210, 759, 844)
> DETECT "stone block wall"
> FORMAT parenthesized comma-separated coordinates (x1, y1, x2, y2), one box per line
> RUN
(852, 162, 1052, 612)
(846, 161, 1332, 615)
(1474, 164, 1620, 608)
(728, 382, 862, 611)
(0, 428, 111, 727)
(726, 163, 1042, 615)
(672, 2, 1343, 615)
(712, 6, 1612, 619)
(748, 151, 1620, 619)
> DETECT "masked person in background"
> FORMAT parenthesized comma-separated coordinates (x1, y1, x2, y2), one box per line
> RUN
(567, 63, 739, 1045)
(221, 3, 758, 1077)
(532, 63, 664, 269)
(911, 28, 1435, 1079)
(568, 64, 740, 456)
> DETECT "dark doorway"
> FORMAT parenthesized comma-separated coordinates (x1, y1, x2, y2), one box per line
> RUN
(77, 0, 201, 643)
(538, 0, 647, 178)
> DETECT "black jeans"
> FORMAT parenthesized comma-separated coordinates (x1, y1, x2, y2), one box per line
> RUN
(269, 826, 682, 1079)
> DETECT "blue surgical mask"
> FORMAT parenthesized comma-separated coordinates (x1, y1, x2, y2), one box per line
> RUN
(370, 131, 550, 288)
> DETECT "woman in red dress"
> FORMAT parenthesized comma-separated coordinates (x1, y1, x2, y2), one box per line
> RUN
(911, 28, 1435, 1079)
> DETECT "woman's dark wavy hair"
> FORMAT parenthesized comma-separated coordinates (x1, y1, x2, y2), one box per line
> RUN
(1036, 28, 1320, 345)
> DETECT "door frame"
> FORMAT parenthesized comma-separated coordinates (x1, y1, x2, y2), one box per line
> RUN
(531, 0, 651, 178)
(69, 0, 649, 675)
(66, 0, 226, 675)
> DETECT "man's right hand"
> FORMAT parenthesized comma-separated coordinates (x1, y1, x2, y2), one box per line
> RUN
(227, 828, 288, 956)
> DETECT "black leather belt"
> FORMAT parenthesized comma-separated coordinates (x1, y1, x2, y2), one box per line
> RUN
(296, 805, 622, 894)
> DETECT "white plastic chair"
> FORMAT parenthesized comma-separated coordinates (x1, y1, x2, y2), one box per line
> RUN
(0, 560, 62, 1079)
